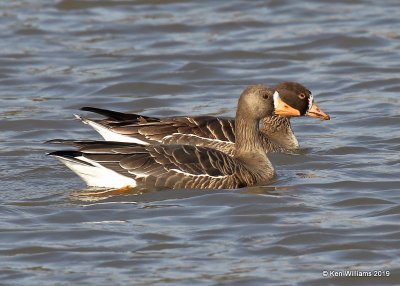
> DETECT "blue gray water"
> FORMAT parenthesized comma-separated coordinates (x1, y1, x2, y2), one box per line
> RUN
(1, 0, 399, 285)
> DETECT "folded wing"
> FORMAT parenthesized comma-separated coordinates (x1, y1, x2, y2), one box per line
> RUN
(48, 140, 249, 189)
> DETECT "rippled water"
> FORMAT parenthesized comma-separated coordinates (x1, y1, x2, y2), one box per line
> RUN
(1, 0, 400, 285)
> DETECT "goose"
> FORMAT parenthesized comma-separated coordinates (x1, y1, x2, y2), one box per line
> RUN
(48, 85, 327, 189)
(76, 82, 329, 155)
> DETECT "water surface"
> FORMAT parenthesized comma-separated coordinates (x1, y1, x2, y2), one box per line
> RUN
(1, 0, 399, 285)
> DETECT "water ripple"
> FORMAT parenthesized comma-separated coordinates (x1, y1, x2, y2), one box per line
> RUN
(1, 0, 399, 285)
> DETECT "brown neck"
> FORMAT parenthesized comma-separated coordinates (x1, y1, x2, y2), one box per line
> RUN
(260, 116, 299, 149)
(234, 109, 274, 180)
(234, 109, 265, 157)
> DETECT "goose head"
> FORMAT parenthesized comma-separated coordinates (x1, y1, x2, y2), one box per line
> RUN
(274, 82, 330, 120)
(236, 85, 277, 120)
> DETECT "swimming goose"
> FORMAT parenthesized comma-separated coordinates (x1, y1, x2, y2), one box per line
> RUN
(48, 84, 322, 189)
(77, 82, 329, 155)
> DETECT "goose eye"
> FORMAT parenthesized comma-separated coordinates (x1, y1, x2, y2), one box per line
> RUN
(263, 93, 270, 99)
(298, 93, 306, 99)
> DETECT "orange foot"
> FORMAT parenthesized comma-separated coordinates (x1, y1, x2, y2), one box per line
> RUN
(71, 185, 136, 201)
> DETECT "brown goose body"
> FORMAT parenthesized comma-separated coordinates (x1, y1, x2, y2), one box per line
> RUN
(78, 112, 296, 155)
(48, 140, 273, 189)
(49, 85, 312, 190)
(77, 81, 328, 155)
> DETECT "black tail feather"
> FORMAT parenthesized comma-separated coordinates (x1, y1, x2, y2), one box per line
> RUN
(47, 150, 82, 157)
(80, 107, 152, 121)
(45, 139, 143, 149)
(47, 150, 96, 167)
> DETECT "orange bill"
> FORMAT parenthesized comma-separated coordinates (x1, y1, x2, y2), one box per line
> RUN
(274, 95, 301, 117)
(306, 103, 330, 120)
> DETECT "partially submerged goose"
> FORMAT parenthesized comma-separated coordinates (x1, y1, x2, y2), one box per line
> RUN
(77, 82, 330, 155)
(48, 85, 322, 189)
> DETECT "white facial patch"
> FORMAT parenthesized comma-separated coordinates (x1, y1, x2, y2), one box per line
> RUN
(307, 94, 314, 112)
(273, 91, 281, 109)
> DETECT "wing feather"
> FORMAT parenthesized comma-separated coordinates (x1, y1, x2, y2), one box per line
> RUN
(65, 142, 245, 189)
(77, 110, 291, 154)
